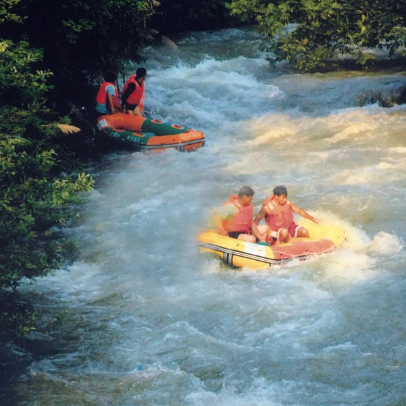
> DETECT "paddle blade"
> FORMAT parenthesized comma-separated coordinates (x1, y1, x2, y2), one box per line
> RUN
(57, 124, 81, 134)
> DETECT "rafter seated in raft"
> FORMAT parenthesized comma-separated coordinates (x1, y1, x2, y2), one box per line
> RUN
(96, 113, 205, 152)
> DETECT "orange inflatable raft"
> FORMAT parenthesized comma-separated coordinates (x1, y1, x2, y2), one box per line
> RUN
(96, 113, 205, 151)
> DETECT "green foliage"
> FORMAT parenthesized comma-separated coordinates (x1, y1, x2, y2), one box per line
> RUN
(0, 0, 23, 24)
(0, 40, 51, 107)
(228, 0, 406, 71)
(0, 40, 94, 337)
(0, 294, 37, 337)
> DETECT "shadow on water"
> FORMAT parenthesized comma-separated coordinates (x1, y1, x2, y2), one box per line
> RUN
(0, 288, 115, 406)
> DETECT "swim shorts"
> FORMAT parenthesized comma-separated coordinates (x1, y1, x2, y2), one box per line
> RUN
(269, 223, 304, 240)
(125, 103, 138, 111)
(228, 231, 245, 239)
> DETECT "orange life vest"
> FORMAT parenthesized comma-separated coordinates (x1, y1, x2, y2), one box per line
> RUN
(121, 75, 145, 111)
(262, 195, 294, 231)
(95, 82, 120, 110)
(222, 195, 253, 234)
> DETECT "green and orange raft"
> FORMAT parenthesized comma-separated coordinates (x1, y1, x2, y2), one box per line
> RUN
(97, 113, 205, 151)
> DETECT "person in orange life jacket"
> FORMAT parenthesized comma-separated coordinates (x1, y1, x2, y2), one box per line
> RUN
(252, 185, 319, 244)
(95, 72, 120, 117)
(213, 186, 262, 243)
(121, 67, 146, 117)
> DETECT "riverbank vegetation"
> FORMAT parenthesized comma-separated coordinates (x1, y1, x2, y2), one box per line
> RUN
(228, 0, 406, 71)
(0, 40, 94, 337)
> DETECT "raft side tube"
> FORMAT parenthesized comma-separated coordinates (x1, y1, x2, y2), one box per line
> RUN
(141, 119, 192, 136)
(98, 113, 146, 132)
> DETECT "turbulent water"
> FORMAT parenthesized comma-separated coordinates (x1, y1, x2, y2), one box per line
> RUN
(4, 28, 406, 406)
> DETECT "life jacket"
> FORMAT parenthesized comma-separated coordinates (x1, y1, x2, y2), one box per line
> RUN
(262, 195, 294, 231)
(222, 195, 253, 233)
(121, 75, 145, 111)
(95, 82, 120, 110)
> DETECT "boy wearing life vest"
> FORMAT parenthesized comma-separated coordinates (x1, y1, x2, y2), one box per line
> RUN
(252, 185, 318, 244)
(95, 72, 120, 117)
(211, 186, 261, 243)
(121, 67, 146, 117)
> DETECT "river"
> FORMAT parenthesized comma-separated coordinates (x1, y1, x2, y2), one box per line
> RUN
(3, 28, 406, 406)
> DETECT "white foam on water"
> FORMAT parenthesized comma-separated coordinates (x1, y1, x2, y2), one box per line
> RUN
(146, 57, 284, 130)
(368, 231, 404, 254)
(389, 146, 406, 153)
(184, 375, 371, 406)
(185, 384, 287, 406)
(322, 249, 378, 282)
(26, 262, 105, 303)
(329, 120, 378, 144)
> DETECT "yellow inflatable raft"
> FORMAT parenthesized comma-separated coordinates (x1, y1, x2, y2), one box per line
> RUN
(198, 219, 346, 269)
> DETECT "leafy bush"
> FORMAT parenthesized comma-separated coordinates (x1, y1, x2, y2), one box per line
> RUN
(0, 40, 94, 337)
(228, 0, 406, 71)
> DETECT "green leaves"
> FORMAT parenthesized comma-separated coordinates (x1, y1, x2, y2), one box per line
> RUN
(0, 37, 94, 337)
(229, 0, 406, 70)
(0, 0, 24, 24)
(62, 18, 96, 44)
(0, 40, 52, 106)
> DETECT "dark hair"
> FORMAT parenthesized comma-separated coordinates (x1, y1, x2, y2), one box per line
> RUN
(273, 185, 287, 197)
(238, 186, 254, 198)
(136, 67, 147, 78)
(105, 72, 117, 83)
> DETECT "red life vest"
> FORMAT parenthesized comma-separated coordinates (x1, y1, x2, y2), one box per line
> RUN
(262, 195, 294, 231)
(222, 195, 253, 233)
(122, 75, 145, 111)
(95, 82, 120, 110)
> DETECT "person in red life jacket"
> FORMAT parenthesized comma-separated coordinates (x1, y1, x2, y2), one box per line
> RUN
(252, 185, 319, 245)
(95, 72, 120, 117)
(121, 67, 146, 117)
(212, 186, 262, 243)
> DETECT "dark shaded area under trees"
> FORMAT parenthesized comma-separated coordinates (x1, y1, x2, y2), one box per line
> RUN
(151, 0, 234, 34)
